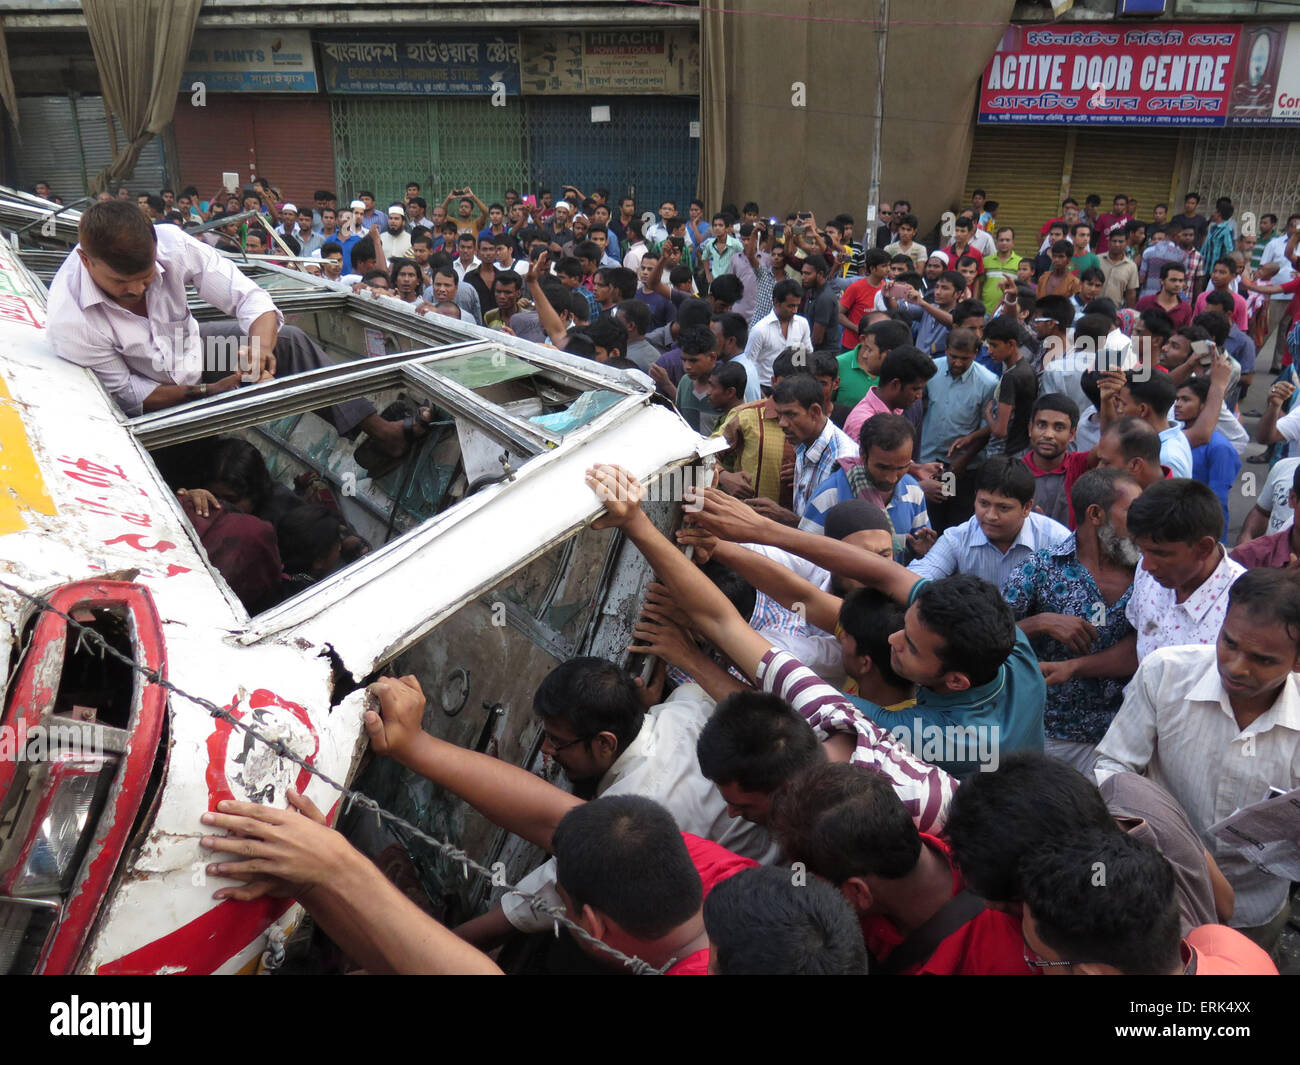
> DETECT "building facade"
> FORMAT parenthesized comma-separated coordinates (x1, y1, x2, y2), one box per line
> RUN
(1, 3, 701, 215)
(966, 3, 1300, 243)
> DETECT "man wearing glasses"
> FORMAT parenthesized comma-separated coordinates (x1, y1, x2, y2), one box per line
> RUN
(873, 203, 895, 250)
(455, 657, 777, 947)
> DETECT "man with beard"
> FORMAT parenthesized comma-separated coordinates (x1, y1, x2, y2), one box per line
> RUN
(800, 412, 932, 563)
(1021, 393, 1080, 526)
(452, 657, 776, 946)
(1002, 469, 1142, 774)
(379, 205, 412, 259)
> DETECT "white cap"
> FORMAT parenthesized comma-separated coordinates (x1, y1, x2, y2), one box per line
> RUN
(388, 205, 405, 217)
(281, 203, 298, 213)
(350, 199, 366, 211)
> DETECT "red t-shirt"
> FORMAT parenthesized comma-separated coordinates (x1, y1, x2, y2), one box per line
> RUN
(1094, 212, 1133, 253)
(839, 277, 883, 348)
(1278, 275, 1300, 322)
(859, 834, 1030, 975)
(1050, 450, 1172, 528)
(941, 243, 984, 277)
(666, 833, 759, 975)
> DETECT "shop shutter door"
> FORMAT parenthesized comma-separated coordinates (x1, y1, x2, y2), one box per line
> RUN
(527, 96, 699, 216)
(1069, 131, 1179, 230)
(12, 97, 84, 198)
(964, 127, 1068, 257)
(331, 96, 528, 209)
(1186, 128, 1300, 228)
(173, 96, 336, 210)
(172, 96, 255, 205)
(245, 98, 337, 210)
(14, 95, 166, 200)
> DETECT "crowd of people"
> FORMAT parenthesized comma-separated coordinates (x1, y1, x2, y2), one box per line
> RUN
(37, 173, 1300, 975)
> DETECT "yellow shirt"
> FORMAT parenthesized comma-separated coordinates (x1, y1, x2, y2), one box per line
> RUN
(716, 400, 793, 508)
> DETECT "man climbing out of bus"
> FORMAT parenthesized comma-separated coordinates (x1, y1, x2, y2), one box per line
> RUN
(47, 200, 428, 473)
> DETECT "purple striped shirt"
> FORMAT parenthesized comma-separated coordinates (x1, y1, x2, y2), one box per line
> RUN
(755, 649, 956, 834)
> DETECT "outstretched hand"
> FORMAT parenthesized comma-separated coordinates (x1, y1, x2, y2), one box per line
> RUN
(586, 464, 646, 530)
(201, 787, 342, 902)
(363, 675, 429, 765)
(690, 486, 775, 543)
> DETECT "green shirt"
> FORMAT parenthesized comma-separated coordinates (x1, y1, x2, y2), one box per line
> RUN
(850, 579, 1047, 779)
(676, 375, 721, 434)
(1069, 251, 1102, 278)
(835, 347, 878, 408)
(981, 251, 1022, 313)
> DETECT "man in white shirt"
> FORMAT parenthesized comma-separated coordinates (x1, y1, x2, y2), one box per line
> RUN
(1113, 369, 1193, 478)
(1236, 456, 1300, 543)
(47, 200, 418, 459)
(379, 204, 412, 260)
(477, 657, 776, 939)
(273, 203, 301, 238)
(452, 232, 480, 282)
(1096, 568, 1300, 947)
(621, 218, 649, 274)
(644, 199, 675, 246)
(747, 279, 813, 387)
(961, 211, 995, 257)
(1124, 478, 1244, 660)
(1040, 312, 1137, 422)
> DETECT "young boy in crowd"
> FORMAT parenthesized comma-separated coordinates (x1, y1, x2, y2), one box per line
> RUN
(706, 361, 749, 431)
(676, 323, 723, 433)
(983, 315, 1038, 456)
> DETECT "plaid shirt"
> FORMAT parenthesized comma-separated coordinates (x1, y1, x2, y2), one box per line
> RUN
(793, 418, 858, 517)
(1181, 246, 1205, 284)
(576, 284, 600, 321)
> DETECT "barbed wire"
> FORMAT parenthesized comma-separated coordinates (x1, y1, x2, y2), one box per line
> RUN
(0, 576, 665, 975)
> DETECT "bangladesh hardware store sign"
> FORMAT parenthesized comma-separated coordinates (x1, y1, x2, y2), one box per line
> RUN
(318, 33, 521, 95)
(979, 22, 1300, 126)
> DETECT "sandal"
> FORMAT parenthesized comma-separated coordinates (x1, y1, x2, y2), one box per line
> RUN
(355, 401, 435, 479)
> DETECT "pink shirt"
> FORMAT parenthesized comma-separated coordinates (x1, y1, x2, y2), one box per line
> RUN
(843, 386, 901, 453)
(1192, 288, 1249, 331)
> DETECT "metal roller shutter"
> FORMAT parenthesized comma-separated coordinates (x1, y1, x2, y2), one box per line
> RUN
(1186, 129, 1300, 228)
(13, 95, 166, 200)
(1068, 131, 1179, 229)
(964, 127, 1069, 256)
(526, 96, 699, 214)
(172, 95, 337, 210)
(331, 96, 529, 208)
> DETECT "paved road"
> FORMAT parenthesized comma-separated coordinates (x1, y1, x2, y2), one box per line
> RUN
(1225, 333, 1284, 544)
